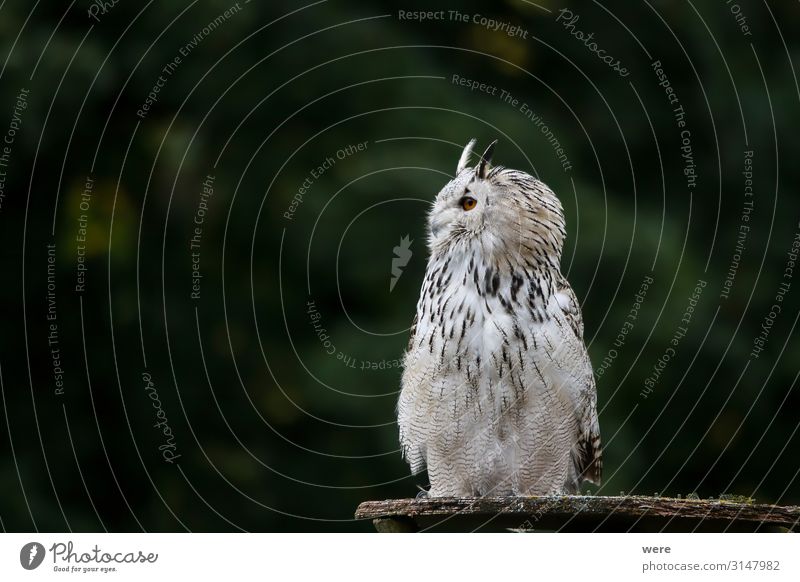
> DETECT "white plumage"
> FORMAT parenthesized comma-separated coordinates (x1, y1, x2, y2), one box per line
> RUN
(398, 139, 601, 496)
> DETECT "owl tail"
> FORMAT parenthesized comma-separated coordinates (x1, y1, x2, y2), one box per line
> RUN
(573, 394, 603, 488)
(576, 432, 603, 486)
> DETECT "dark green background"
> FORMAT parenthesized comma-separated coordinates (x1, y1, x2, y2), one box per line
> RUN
(0, 0, 798, 531)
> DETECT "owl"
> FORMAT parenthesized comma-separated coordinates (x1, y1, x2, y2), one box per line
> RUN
(398, 139, 601, 497)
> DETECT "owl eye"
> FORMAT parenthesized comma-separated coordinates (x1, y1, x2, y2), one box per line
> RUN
(460, 196, 477, 211)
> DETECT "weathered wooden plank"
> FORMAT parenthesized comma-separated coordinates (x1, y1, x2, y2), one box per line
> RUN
(355, 496, 800, 532)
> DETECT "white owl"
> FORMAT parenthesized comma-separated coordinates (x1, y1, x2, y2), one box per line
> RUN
(398, 139, 601, 497)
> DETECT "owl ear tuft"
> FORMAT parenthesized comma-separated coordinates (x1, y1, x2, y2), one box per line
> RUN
(456, 138, 477, 174)
(478, 139, 497, 179)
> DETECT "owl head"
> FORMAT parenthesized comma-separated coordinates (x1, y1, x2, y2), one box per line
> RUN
(427, 139, 567, 268)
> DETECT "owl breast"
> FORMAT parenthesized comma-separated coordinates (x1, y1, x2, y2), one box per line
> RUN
(399, 246, 586, 496)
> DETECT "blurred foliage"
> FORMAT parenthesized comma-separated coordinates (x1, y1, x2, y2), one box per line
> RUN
(0, 0, 799, 531)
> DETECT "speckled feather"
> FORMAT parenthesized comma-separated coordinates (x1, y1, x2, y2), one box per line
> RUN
(398, 139, 601, 496)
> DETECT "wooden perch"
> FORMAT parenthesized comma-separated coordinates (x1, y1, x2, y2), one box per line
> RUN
(355, 496, 800, 532)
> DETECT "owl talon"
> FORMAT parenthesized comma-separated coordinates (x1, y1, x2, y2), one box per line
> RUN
(415, 487, 430, 499)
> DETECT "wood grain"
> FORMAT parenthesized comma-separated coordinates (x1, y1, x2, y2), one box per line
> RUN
(355, 496, 800, 532)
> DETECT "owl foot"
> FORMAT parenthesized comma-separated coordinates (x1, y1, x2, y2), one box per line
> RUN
(415, 485, 430, 499)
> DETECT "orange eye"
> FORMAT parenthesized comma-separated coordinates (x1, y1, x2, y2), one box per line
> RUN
(461, 196, 477, 211)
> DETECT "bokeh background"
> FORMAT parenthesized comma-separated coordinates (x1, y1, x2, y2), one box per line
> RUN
(0, 0, 799, 532)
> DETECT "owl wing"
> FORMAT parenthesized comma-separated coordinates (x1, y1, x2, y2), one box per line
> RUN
(398, 310, 427, 474)
(555, 279, 584, 339)
(554, 278, 602, 486)
(406, 311, 419, 351)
